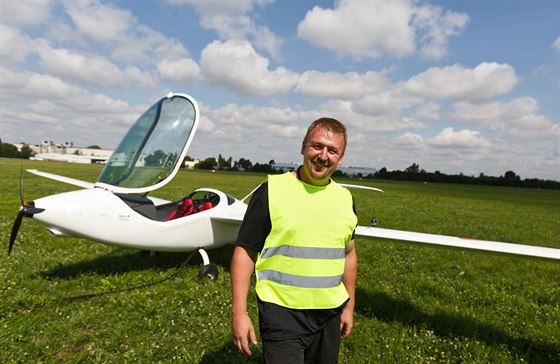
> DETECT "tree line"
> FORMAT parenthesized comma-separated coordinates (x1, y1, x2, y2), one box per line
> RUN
(0, 141, 34, 159)
(2, 141, 558, 189)
(193, 156, 558, 189)
(371, 163, 559, 189)
(189, 154, 277, 173)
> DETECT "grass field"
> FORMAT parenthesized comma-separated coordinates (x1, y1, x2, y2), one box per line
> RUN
(1, 159, 559, 363)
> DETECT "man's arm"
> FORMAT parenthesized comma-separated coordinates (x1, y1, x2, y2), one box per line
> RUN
(340, 239, 357, 340)
(231, 245, 258, 356)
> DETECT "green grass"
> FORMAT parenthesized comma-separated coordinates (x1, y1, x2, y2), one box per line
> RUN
(1, 159, 559, 363)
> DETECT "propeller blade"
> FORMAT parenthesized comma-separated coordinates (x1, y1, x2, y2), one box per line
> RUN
(19, 166, 24, 204)
(8, 166, 44, 256)
(8, 211, 24, 256)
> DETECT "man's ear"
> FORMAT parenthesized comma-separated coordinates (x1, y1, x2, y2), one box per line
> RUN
(337, 155, 344, 165)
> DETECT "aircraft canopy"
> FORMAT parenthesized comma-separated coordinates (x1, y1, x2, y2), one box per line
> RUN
(96, 93, 199, 194)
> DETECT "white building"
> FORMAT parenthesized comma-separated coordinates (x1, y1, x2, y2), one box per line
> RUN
(271, 162, 377, 177)
(15, 141, 113, 164)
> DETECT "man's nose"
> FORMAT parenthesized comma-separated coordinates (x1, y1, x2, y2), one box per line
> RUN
(318, 148, 328, 160)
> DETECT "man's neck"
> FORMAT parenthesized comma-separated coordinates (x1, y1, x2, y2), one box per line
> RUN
(296, 166, 330, 186)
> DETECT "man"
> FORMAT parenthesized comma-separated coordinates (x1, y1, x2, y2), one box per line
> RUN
(231, 118, 358, 363)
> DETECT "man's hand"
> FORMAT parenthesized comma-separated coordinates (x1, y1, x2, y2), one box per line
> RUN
(341, 240, 357, 340)
(340, 306, 354, 340)
(232, 312, 257, 356)
(231, 246, 258, 356)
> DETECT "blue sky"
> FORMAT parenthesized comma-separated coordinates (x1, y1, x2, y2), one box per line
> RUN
(1, 0, 558, 180)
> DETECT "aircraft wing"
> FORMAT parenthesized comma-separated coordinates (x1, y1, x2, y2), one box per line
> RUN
(355, 226, 560, 261)
(339, 183, 384, 193)
(27, 169, 95, 189)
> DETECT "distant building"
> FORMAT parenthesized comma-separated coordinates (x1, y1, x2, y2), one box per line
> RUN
(184, 160, 199, 169)
(271, 162, 377, 177)
(14, 141, 113, 164)
(338, 166, 377, 177)
(271, 162, 300, 172)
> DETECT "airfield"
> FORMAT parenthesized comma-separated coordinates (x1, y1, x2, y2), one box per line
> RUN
(1, 158, 558, 363)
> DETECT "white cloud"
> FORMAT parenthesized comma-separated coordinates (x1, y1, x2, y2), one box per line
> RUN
(296, 70, 389, 100)
(157, 58, 201, 85)
(297, 0, 468, 60)
(199, 15, 283, 59)
(395, 132, 425, 147)
(317, 99, 424, 133)
(353, 91, 420, 117)
(414, 102, 441, 120)
(192, 101, 308, 163)
(0, 67, 138, 147)
(167, 0, 265, 17)
(298, 0, 415, 59)
(251, 25, 283, 60)
(553, 37, 560, 51)
(402, 63, 518, 101)
(451, 97, 555, 137)
(169, 0, 281, 59)
(428, 127, 491, 148)
(62, 0, 192, 66)
(63, 0, 135, 42)
(0, 0, 53, 28)
(1, 68, 74, 100)
(0, 25, 38, 66)
(200, 40, 298, 96)
(411, 3, 469, 59)
(1, 68, 130, 113)
(35, 45, 156, 88)
(507, 122, 559, 141)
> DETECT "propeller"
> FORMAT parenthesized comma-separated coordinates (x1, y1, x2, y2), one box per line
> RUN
(8, 168, 44, 255)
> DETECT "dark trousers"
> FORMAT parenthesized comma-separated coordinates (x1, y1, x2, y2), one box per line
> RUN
(261, 312, 341, 364)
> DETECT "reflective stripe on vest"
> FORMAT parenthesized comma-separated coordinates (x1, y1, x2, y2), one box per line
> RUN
(260, 245, 345, 260)
(255, 172, 357, 310)
(257, 270, 343, 289)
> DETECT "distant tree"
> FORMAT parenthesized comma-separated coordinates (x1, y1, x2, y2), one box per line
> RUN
(375, 167, 388, 178)
(19, 144, 34, 158)
(504, 170, 518, 179)
(87, 145, 102, 149)
(0, 142, 18, 158)
(252, 162, 273, 173)
(405, 163, 420, 174)
(217, 154, 231, 170)
(502, 170, 521, 187)
(196, 157, 217, 170)
(145, 149, 167, 166)
(236, 158, 253, 171)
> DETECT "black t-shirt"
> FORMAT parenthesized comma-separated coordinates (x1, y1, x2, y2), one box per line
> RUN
(236, 181, 352, 340)
(236, 183, 271, 253)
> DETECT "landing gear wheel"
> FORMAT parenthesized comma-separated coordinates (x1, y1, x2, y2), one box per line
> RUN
(198, 264, 218, 281)
(140, 250, 158, 258)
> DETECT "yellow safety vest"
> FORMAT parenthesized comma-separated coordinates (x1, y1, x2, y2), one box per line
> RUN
(255, 172, 357, 309)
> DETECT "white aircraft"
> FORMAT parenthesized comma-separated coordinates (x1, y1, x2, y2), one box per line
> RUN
(9, 92, 559, 281)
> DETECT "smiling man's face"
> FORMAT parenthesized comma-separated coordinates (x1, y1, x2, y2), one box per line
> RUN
(299, 127, 345, 186)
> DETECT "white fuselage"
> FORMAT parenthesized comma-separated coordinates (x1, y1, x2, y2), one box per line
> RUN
(32, 187, 248, 252)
